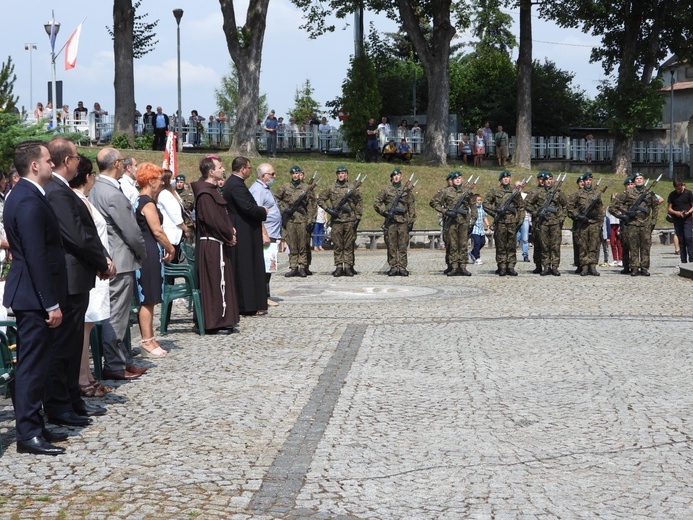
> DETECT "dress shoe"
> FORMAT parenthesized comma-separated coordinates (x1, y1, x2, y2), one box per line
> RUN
(48, 411, 93, 427)
(551, 268, 561, 276)
(621, 268, 631, 274)
(387, 268, 398, 276)
(332, 267, 344, 277)
(17, 436, 66, 456)
(640, 268, 650, 276)
(126, 365, 148, 375)
(42, 429, 68, 443)
(298, 267, 308, 278)
(75, 403, 107, 417)
(459, 267, 472, 276)
(102, 369, 142, 381)
(344, 266, 355, 277)
(304, 267, 313, 276)
(507, 268, 518, 276)
(399, 268, 409, 277)
(285, 268, 299, 278)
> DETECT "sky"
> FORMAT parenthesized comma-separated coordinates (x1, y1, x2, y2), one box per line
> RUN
(1, 0, 608, 125)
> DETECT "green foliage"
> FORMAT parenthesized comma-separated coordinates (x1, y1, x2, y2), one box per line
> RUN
(0, 56, 18, 113)
(471, 0, 516, 54)
(214, 63, 268, 133)
(107, 0, 159, 59)
(134, 132, 154, 150)
(110, 132, 132, 149)
(288, 80, 322, 122)
(0, 113, 53, 171)
(531, 60, 590, 135)
(339, 54, 381, 156)
(599, 77, 665, 138)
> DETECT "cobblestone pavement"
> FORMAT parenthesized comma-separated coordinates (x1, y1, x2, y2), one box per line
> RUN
(1, 245, 691, 519)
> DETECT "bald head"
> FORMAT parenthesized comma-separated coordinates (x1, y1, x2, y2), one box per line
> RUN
(96, 147, 124, 179)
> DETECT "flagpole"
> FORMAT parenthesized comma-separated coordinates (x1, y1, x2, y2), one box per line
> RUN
(44, 10, 60, 122)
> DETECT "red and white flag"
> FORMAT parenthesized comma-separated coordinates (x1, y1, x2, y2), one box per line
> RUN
(163, 131, 178, 177)
(64, 23, 83, 70)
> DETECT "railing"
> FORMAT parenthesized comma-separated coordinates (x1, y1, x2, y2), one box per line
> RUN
(21, 113, 689, 163)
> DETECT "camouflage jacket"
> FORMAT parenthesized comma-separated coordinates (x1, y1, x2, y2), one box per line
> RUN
(525, 186, 567, 224)
(567, 188, 605, 225)
(275, 182, 317, 224)
(318, 181, 363, 223)
(373, 183, 416, 225)
(483, 185, 525, 225)
(432, 186, 476, 225)
(609, 186, 658, 227)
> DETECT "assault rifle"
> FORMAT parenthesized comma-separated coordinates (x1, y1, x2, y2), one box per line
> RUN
(620, 174, 662, 224)
(575, 180, 610, 224)
(326, 174, 366, 218)
(281, 172, 320, 228)
(536, 173, 567, 222)
(382, 174, 418, 229)
(487, 177, 531, 219)
(443, 175, 479, 223)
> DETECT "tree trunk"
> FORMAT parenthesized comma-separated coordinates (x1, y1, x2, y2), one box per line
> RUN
(113, 0, 135, 145)
(612, 136, 632, 176)
(396, 0, 454, 167)
(514, 0, 532, 170)
(219, 0, 270, 157)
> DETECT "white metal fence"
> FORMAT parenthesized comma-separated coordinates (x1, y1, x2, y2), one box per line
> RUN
(23, 113, 689, 164)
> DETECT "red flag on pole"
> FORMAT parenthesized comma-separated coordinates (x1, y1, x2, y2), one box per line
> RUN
(64, 23, 83, 70)
(163, 131, 178, 177)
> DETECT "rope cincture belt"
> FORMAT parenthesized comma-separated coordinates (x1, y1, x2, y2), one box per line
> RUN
(199, 236, 226, 318)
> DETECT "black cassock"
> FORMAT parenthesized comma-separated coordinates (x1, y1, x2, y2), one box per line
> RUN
(223, 174, 268, 314)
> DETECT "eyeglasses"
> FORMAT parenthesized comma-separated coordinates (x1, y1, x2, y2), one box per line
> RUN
(67, 155, 79, 161)
(266, 172, 276, 177)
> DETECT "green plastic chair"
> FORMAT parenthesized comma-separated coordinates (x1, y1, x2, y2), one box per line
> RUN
(0, 320, 17, 398)
(160, 262, 205, 336)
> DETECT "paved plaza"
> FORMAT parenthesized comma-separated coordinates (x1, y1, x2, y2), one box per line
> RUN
(1, 244, 692, 519)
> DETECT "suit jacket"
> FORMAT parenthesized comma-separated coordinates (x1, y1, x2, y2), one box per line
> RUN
(2, 178, 67, 311)
(45, 175, 109, 295)
(88, 175, 146, 273)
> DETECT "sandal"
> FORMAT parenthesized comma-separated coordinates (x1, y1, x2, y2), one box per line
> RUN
(93, 382, 113, 394)
(140, 337, 168, 358)
(80, 384, 97, 397)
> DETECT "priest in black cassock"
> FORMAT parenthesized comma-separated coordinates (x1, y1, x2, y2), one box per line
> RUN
(223, 156, 269, 315)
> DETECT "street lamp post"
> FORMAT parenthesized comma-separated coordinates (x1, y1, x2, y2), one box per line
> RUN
(44, 17, 60, 125)
(173, 9, 184, 152)
(668, 65, 676, 179)
(24, 43, 37, 114)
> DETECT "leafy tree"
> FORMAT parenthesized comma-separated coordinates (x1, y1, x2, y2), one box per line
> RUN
(219, 0, 271, 156)
(543, 0, 693, 175)
(288, 80, 322, 123)
(291, 0, 472, 166)
(0, 56, 18, 114)
(531, 59, 589, 135)
(472, 0, 516, 54)
(338, 53, 381, 155)
(107, 0, 159, 59)
(214, 63, 268, 132)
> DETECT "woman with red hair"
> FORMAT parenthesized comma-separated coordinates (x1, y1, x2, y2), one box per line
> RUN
(135, 163, 175, 357)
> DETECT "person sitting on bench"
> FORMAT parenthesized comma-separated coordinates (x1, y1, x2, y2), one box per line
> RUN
(382, 139, 397, 162)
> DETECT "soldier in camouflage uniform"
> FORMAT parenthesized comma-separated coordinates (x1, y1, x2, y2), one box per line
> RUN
(617, 177, 635, 274)
(526, 172, 547, 273)
(276, 165, 317, 278)
(484, 171, 524, 276)
(609, 172, 658, 276)
(569, 175, 585, 272)
(429, 173, 455, 274)
(567, 172, 604, 276)
(525, 171, 567, 276)
(175, 174, 195, 242)
(374, 168, 416, 276)
(298, 169, 317, 275)
(318, 165, 363, 277)
(431, 171, 475, 276)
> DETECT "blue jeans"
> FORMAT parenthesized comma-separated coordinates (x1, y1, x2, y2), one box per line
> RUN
(471, 233, 486, 260)
(312, 223, 325, 247)
(516, 218, 529, 257)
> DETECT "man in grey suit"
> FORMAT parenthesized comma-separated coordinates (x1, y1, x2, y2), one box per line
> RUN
(89, 148, 147, 380)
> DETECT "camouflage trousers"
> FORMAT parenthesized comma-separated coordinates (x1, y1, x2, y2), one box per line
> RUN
(384, 221, 410, 269)
(532, 225, 542, 267)
(331, 221, 356, 267)
(575, 223, 600, 267)
(447, 220, 470, 268)
(621, 224, 651, 269)
(285, 221, 309, 268)
(494, 221, 518, 267)
(537, 222, 562, 268)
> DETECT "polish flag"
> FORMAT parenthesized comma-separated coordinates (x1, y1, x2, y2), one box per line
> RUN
(64, 23, 83, 70)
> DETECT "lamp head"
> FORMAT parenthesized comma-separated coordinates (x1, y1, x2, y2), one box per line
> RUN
(173, 9, 184, 24)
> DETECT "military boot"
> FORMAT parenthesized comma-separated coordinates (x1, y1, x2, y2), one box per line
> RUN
(333, 267, 345, 277)
(447, 267, 461, 277)
(532, 265, 543, 274)
(551, 267, 561, 276)
(540, 267, 551, 276)
(344, 266, 355, 277)
(498, 265, 507, 276)
(304, 267, 313, 276)
(443, 265, 452, 275)
(580, 266, 589, 276)
(630, 268, 640, 276)
(285, 268, 299, 278)
(298, 267, 308, 278)
(507, 267, 518, 276)
(459, 267, 472, 276)
(399, 268, 409, 277)
(640, 268, 650, 276)
(387, 268, 398, 276)
(588, 265, 600, 276)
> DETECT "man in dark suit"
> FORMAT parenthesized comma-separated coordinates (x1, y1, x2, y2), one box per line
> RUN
(222, 156, 269, 316)
(3, 141, 68, 455)
(43, 138, 119, 426)
(152, 106, 169, 151)
(89, 148, 147, 380)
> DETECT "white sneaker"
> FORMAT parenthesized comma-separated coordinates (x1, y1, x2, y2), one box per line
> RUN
(609, 260, 619, 267)
(475, 259, 483, 265)
(617, 260, 623, 267)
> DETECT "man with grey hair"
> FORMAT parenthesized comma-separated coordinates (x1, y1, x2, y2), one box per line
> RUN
(89, 148, 147, 380)
(249, 162, 281, 306)
(119, 156, 139, 206)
